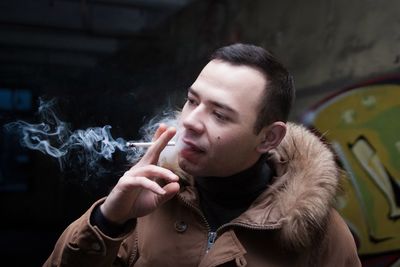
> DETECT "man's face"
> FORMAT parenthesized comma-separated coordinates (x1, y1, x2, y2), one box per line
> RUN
(176, 60, 267, 177)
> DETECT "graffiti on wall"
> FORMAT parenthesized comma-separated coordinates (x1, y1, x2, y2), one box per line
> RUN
(302, 77, 400, 267)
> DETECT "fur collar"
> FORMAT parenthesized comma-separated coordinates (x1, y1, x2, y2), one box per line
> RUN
(159, 122, 340, 249)
(263, 122, 339, 249)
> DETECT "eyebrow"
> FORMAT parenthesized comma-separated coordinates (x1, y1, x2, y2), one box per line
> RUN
(188, 87, 239, 116)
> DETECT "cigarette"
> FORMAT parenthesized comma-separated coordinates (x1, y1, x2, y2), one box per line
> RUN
(126, 141, 176, 148)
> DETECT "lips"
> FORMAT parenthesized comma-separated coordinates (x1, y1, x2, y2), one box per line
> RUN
(179, 139, 206, 162)
(183, 139, 205, 152)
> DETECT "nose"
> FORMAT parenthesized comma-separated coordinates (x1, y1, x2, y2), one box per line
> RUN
(182, 105, 205, 134)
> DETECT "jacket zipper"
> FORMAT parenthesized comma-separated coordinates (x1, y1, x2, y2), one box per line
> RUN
(177, 194, 211, 230)
(177, 194, 282, 253)
(207, 232, 217, 253)
(177, 195, 216, 253)
(216, 221, 281, 233)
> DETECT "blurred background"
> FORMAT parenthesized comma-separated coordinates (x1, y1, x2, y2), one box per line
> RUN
(0, 0, 399, 266)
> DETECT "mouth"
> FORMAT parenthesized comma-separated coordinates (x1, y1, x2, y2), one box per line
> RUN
(179, 139, 206, 162)
(182, 139, 206, 152)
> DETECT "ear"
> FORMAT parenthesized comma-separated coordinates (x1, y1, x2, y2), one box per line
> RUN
(256, 121, 287, 153)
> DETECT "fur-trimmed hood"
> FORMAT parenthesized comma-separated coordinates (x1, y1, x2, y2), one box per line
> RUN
(159, 122, 340, 250)
(256, 122, 339, 249)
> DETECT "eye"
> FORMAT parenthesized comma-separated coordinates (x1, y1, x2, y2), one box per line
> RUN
(186, 97, 197, 106)
(213, 111, 228, 122)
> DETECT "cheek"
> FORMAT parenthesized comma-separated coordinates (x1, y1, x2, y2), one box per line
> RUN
(212, 133, 237, 151)
(219, 131, 257, 152)
(211, 136, 222, 154)
(209, 127, 255, 153)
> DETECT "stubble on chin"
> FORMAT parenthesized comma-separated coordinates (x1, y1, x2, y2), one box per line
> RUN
(178, 157, 189, 173)
(178, 157, 201, 177)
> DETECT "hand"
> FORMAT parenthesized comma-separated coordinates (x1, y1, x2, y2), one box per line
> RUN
(100, 124, 180, 224)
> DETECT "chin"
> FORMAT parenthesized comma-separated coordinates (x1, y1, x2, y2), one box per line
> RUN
(178, 158, 204, 177)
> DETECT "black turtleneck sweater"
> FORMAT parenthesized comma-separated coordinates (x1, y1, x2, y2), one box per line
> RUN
(195, 156, 272, 232)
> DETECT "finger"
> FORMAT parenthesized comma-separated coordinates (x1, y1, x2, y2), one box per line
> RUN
(126, 165, 179, 182)
(141, 127, 176, 164)
(120, 176, 166, 195)
(152, 123, 167, 142)
(155, 182, 180, 206)
(163, 182, 180, 197)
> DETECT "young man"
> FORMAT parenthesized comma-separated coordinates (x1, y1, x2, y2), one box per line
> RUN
(45, 44, 361, 266)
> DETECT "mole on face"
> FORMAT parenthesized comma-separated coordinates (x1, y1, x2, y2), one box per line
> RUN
(217, 136, 221, 140)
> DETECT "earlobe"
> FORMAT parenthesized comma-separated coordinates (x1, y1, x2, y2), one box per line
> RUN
(257, 122, 287, 153)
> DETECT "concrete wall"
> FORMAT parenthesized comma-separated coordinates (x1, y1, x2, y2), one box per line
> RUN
(131, 0, 400, 120)
(230, 0, 400, 118)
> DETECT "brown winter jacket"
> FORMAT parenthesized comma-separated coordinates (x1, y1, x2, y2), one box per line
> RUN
(44, 123, 361, 267)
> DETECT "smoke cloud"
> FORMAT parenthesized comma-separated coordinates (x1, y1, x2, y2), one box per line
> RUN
(4, 98, 178, 182)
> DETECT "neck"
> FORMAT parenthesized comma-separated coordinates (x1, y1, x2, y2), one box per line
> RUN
(194, 155, 272, 231)
(195, 156, 270, 201)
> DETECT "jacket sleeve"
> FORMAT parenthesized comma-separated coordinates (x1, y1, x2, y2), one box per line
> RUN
(318, 209, 362, 267)
(43, 198, 138, 267)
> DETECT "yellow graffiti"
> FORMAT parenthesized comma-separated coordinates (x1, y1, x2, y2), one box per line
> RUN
(309, 84, 400, 256)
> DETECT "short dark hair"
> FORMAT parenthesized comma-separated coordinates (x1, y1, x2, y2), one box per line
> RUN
(210, 43, 295, 133)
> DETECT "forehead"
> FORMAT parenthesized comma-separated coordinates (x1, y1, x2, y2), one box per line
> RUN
(191, 60, 267, 111)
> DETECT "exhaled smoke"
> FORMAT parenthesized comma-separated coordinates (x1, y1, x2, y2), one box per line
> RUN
(4, 98, 178, 181)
